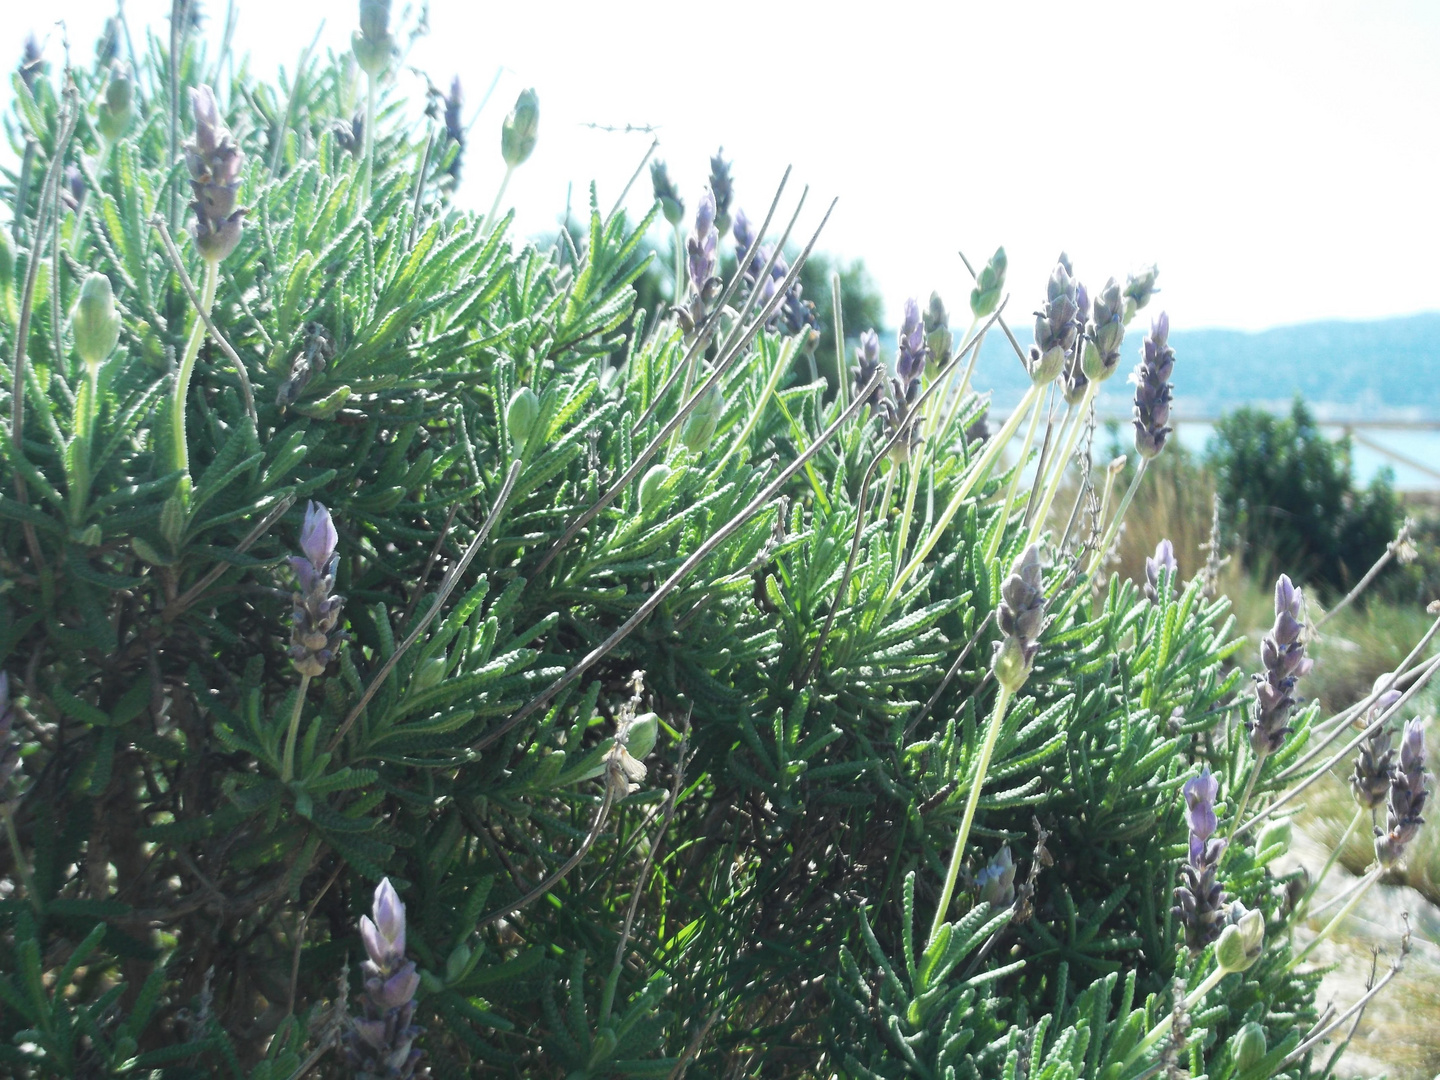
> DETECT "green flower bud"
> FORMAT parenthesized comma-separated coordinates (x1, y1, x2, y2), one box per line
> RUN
(1231, 1022, 1267, 1070)
(351, 31, 394, 77)
(681, 383, 723, 453)
(413, 656, 447, 691)
(73, 273, 121, 370)
(638, 463, 672, 516)
(359, 0, 391, 40)
(501, 89, 540, 168)
(445, 941, 473, 984)
(97, 61, 134, 141)
(1215, 907, 1265, 973)
(969, 246, 1007, 319)
(159, 493, 187, 548)
(506, 385, 540, 447)
(991, 634, 1033, 693)
(627, 712, 658, 761)
(1256, 818, 1292, 859)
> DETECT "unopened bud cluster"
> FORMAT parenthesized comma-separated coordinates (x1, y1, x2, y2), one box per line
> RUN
(1131, 313, 1175, 459)
(732, 210, 816, 340)
(1029, 257, 1080, 387)
(879, 298, 929, 464)
(676, 190, 722, 337)
(353, 0, 396, 77)
(1144, 539, 1178, 603)
(185, 86, 246, 262)
(1375, 719, 1430, 866)
(288, 502, 345, 677)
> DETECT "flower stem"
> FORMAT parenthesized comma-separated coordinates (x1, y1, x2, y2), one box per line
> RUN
(1294, 805, 1368, 923)
(928, 683, 1012, 948)
(985, 388, 1044, 564)
(2, 804, 40, 910)
(1085, 456, 1148, 577)
(1288, 865, 1383, 971)
(281, 673, 312, 784)
(1226, 745, 1269, 849)
(482, 164, 515, 240)
(672, 223, 685, 305)
(1125, 964, 1228, 1069)
(170, 258, 219, 488)
(1027, 381, 1097, 547)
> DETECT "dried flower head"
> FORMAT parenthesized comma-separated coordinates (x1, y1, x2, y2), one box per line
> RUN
(289, 502, 345, 677)
(1131, 312, 1175, 459)
(1246, 574, 1313, 755)
(184, 85, 247, 262)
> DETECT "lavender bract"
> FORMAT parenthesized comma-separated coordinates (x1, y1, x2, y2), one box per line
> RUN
(1246, 574, 1312, 756)
(1375, 718, 1430, 866)
(1123, 264, 1160, 323)
(1131, 312, 1175, 459)
(288, 502, 345, 677)
(345, 878, 427, 1079)
(185, 86, 247, 263)
(1173, 767, 1227, 952)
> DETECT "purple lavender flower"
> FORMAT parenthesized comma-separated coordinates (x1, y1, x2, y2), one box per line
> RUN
(0, 673, 20, 795)
(1375, 719, 1430, 866)
(1028, 258, 1080, 386)
(345, 878, 427, 1079)
(675, 190, 721, 337)
(731, 209, 815, 338)
(185, 85, 247, 262)
(976, 846, 1016, 908)
(1173, 766, 1227, 952)
(708, 148, 733, 236)
(288, 502, 345, 677)
(1246, 574, 1313, 756)
(1131, 313, 1175, 459)
(992, 544, 1046, 691)
(1145, 539, 1178, 602)
(852, 329, 883, 410)
(896, 298, 930, 386)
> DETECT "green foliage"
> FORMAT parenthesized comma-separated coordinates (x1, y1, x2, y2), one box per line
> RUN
(0, 13, 1349, 1080)
(1206, 398, 1401, 593)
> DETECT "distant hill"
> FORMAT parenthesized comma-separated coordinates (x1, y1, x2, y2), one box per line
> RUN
(967, 311, 1440, 421)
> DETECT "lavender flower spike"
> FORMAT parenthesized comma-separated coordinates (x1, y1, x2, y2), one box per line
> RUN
(1351, 677, 1404, 811)
(676, 189, 722, 337)
(185, 85, 247, 263)
(895, 298, 930, 386)
(708, 147, 734, 236)
(1131, 312, 1176, 459)
(1145, 539, 1178, 602)
(1375, 718, 1430, 866)
(0, 673, 20, 794)
(852, 330, 883, 410)
(1028, 258, 1080, 386)
(992, 544, 1046, 692)
(1173, 766, 1227, 952)
(345, 878, 426, 1079)
(289, 502, 345, 677)
(1246, 574, 1313, 755)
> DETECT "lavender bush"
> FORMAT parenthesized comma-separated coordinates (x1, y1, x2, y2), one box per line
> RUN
(0, 6, 1432, 1079)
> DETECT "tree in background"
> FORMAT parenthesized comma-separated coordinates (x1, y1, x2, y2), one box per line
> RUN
(1207, 399, 1401, 593)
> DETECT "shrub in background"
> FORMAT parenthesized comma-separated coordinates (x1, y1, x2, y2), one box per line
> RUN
(0, 6, 1432, 1079)
(1206, 398, 1401, 594)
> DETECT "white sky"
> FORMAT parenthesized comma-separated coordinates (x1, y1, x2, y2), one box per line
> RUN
(8, 0, 1440, 332)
